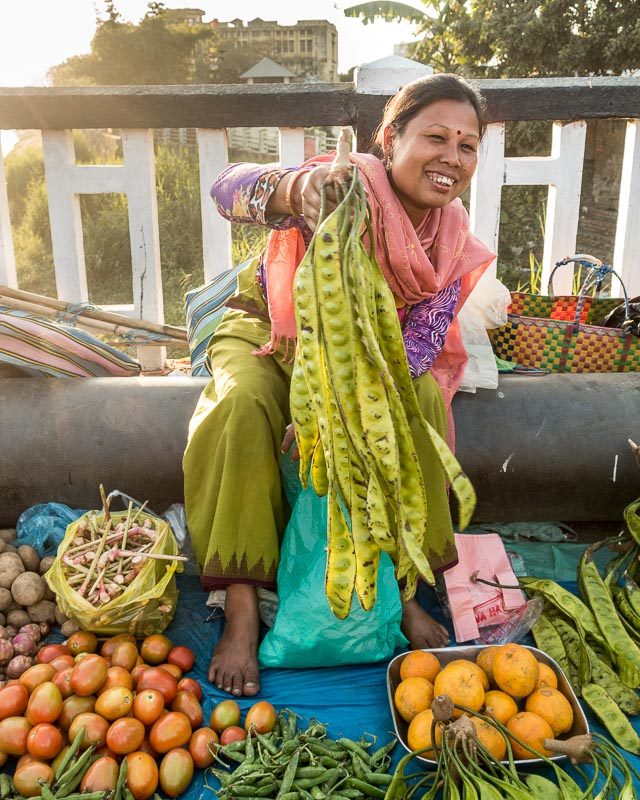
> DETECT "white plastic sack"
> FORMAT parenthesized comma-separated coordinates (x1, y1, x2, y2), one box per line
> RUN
(458, 270, 511, 393)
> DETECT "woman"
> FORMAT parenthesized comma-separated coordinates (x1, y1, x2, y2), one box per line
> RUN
(183, 73, 495, 697)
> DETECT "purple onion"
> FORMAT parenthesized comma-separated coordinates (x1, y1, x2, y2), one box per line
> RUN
(11, 633, 36, 657)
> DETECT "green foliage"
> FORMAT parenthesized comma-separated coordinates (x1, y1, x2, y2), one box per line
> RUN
(344, 0, 640, 78)
(48, 2, 210, 86)
(5, 133, 266, 329)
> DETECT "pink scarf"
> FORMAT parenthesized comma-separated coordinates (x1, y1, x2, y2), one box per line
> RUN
(258, 153, 495, 432)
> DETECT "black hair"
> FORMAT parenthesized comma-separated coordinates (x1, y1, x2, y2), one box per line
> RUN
(370, 73, 487, 157)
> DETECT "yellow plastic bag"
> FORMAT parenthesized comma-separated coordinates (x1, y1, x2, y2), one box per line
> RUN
(46, 509, 182, 637)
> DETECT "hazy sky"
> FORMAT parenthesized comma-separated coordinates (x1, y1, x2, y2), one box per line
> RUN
(0, 0, 418, 85)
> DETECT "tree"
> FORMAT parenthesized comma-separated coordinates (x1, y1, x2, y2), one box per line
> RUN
(343, 0, 640, 77)
(48, 1, 210, 86)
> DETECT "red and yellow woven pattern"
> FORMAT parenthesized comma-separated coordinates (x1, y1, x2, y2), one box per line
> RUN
(489, 293, 640, 373)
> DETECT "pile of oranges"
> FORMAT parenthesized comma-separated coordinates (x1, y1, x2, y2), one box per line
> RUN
(393, 643, 575, 761)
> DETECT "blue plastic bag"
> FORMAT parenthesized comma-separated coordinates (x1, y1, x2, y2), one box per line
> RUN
(258, 457, 407, 669)
(15, 503, 86, 557)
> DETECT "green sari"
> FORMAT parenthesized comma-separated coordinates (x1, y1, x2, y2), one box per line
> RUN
(183, 286, 457, 591)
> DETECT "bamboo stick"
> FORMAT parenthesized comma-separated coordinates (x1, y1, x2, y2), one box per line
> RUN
(0, 294, 189, 347)
(0, 284, 188, 341)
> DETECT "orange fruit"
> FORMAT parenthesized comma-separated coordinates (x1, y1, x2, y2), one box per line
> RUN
(446, 659, 489, 691)
(433, 661, 485, 718)
(506, 711, 554, 760)
(470, 715, 507, 761)
(482, 690, 518, 726)
(394, 677, 434, 723)
(525, 687, 573, 736)
(492, 644, 539, 698)
(534, 662, 558, 691)
(475, 646, 499, 686)
(399, 651, 441, 683)
(406, 709, 443, 755)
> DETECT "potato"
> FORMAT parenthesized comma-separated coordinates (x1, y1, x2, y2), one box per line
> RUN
(16, 546, 40, 573)
(0, 530, 16, 544)
(11, 572, 46, 607)
(0, 588, 12, 613)
(60, 619, 80, 637)
(6, 608, 31, 629)
(0, 553, 25, 589)
(54, 606, 68, 626)
(26, 600, 57, 625)
(39, 556, 55, 576)
(1, 545, 17, 555)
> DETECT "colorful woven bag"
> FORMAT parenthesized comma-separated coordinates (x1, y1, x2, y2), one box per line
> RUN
(488, 256, 640, 373)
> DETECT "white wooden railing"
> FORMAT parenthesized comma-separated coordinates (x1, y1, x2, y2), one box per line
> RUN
(1, 63, 640, 370)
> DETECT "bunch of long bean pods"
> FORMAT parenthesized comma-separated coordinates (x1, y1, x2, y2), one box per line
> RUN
(290, 129, 476, 618)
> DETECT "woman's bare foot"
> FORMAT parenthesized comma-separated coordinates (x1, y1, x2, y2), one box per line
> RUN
(401, 596, 450, 649)
(208, 583, 261, 696)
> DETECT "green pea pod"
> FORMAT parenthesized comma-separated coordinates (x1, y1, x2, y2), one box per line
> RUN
(524, 775, 562, 798)
(581, 682, 640, 754)
(548, 613, 592, 686)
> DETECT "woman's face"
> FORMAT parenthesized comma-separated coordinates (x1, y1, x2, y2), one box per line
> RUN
(384, 99, 480, 226)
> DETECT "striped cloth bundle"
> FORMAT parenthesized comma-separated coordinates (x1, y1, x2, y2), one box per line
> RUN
(0, 305, 141, 377)
(184, 262, 245, 376)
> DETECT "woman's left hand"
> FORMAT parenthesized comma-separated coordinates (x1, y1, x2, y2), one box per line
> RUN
(281, 423, 299, 461)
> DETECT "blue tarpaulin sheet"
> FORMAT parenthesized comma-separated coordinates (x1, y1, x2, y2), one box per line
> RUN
(163, 574, 640, 798)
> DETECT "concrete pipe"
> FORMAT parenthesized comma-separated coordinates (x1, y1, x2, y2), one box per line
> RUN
(0, 373, 638, 526)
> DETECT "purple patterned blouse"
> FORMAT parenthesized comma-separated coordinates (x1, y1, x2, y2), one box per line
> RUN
(211, 164, 461, 378)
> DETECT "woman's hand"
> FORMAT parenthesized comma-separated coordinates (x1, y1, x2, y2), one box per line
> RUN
(281, 422, 299, 461)
(300, 164, 344, 231)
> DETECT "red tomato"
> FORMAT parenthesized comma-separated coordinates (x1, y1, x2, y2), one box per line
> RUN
(210, 699, 241, 733)
(140, 634, 172, 666)
(130, 664, 150, 689)
(171, 691, 203, 729)
(79, 756, 120, 792)
(99, 666, 134, 694)
(100, 633, 137, 659)
(0, 716, 33, 756)
(51, 668, 74, 700)
(0, 682, 28, 720)
(106, 717, 146, 755)
(110, 641, 139, 673)
(149, 711, 192, 754)
(136, 667, 178, 705)
(159, 748, 194, 798)
(18, 664, 56, 694)
(158, 663, 182, 681)
(26, 723, 64, 760)
(26, 682, 63, 726)
(68, 712, 109, 751)
(36, 644, 71, 664)
(13, 762, 54, 798)
(177, 677, 203, 701)
(188, 727, 219, 769)
(58, 694, 96, 732)
(48, 655, 76, 672)
(132, 689, 165, 727)
(219, 726, 247, 746)
(66, 631, 99, 656)
(69, 654, 108, 697)
(167, 645, 195, 673)
(244, 701, 277, 734)
(95, 686, 134, 721)
(125, 751, 159, 800)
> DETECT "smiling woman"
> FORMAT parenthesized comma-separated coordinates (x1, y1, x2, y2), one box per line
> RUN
(182, 72, 496, 698)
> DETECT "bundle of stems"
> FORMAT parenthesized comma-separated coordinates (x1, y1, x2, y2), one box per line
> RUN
(386, 696, 640, 799)
(59, 488, 186, 608)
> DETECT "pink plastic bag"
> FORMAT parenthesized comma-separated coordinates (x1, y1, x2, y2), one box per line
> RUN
(443, 533, 526, 643)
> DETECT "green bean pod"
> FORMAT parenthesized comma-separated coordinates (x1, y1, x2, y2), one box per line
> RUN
(580, 682, 640, 754)
(529, 612, 572, 678)
(290, 360, 320, 489)
(578, 545, 640, 687)
(324, 477, 356, 619)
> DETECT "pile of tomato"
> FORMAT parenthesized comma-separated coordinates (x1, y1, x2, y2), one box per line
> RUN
(0, 630, 224, 798)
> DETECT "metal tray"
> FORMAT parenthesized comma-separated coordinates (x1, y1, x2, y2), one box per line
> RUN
(387, 644, 589, 765)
